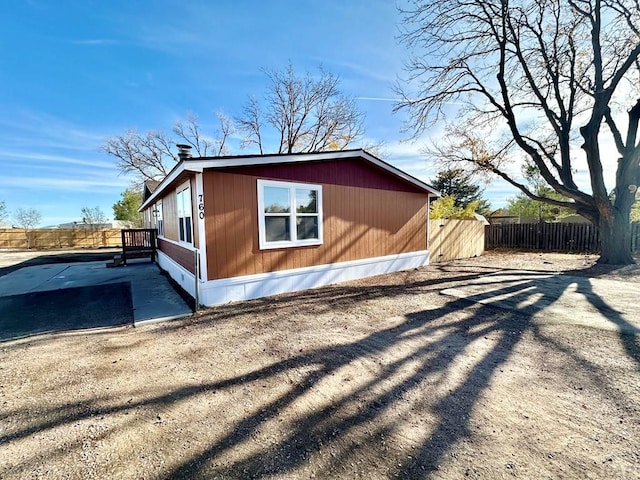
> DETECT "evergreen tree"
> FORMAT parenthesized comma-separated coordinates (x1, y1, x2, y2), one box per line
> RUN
(113, 189, 143, 227)
(430, 169, 491, 216)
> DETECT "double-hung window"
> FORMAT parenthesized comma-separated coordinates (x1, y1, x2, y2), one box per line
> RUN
(176, 184, 193, 244)
(258, 179, 323, 249)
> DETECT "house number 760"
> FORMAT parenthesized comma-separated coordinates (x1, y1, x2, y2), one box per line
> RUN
(198, 194, 205, 219)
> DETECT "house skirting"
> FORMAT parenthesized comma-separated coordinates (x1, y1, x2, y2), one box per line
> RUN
(157, 249, 430, 307)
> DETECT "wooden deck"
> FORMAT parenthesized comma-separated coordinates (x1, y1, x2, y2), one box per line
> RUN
(121, 229, 157, 263)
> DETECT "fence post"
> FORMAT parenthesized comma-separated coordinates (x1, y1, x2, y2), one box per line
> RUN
(121, 230, 127, 263)
(194, 249, 200, 313)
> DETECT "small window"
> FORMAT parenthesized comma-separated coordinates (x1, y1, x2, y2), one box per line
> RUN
(258, 179, 323, 249)
(154, 201, 164, 237)
(176, 184, 192, 244)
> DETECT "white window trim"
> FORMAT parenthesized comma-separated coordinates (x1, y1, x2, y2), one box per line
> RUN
(154, 200, 164, 237)
(176, 182, 193, 245)
(257, 179, 323, 250)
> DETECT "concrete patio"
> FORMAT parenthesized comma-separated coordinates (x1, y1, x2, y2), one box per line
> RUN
(0, 259, 192, 341)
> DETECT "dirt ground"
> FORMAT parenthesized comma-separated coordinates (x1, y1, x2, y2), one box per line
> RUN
(1, 250, 639, 479)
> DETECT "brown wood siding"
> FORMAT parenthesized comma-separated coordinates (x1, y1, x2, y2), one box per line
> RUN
(203, 166, 428, 280)
(220, 158, 425, 194)
(142, 209, 152, 229)
(144, 175, 198, 243)
(158, 238, 196, 274)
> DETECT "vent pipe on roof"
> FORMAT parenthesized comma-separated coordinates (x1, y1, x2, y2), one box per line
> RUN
(176, 144, 192, 160)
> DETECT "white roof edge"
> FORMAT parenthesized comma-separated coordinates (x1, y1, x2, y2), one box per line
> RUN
(139, 162, 186, 211)
(140, 149, 439, 211)
(358, 150, 440, 196)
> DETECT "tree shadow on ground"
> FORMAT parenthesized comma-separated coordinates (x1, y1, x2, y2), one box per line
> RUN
(162, 274, 570, 478)
(1, 264, 636, 479)
(158, 267, 509, 333)
(160, 268, 640, 478)
(565, 253, 640, 280)
(571, 277, 640, 369)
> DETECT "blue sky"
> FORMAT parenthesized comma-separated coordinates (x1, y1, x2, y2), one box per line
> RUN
(0, 0, 520, 227)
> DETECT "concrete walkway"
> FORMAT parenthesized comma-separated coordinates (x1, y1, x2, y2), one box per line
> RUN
(442, 270, 640, 335)
(0, 260, 192, 341)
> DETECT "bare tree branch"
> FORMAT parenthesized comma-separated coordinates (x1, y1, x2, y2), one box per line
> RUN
(236, 96, 264, 154)
(103, 129, 175, 182)
(173, 113, 213, 156)
(214, 111, 235, 156)
(237, 63, 365, 154)
(105, 110, 235, 181)
(397, 0, 640, 263)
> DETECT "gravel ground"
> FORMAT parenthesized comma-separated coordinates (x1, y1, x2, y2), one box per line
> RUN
(0, 250, 638, 479)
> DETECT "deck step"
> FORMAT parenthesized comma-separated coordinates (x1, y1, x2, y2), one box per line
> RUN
(106, 255, 125, 268)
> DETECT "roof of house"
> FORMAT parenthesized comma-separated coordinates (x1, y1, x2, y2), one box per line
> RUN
(140, 149, 440, 210)
(143, 180, 161, 201)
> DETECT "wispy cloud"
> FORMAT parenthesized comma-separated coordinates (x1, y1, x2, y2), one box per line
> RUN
(0, 110, 107, 151)
(0, 103, 128, 222)
(0, 150, 114, 169)
(0, 176, 128, 192)
(313, 57, 399, 84)
(126, 5, 218, 56)
(356, 97, 400, 102)
(72, 38, 117, 46)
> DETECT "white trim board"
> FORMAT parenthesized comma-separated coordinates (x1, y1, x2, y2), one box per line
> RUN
(158, 248, 430, 307)
(197, 250, 430, 306)
(156, 250, 197, 298)
(194, 172, 208, 281)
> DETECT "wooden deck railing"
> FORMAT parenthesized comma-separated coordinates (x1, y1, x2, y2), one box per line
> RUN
(121, 229, 157, 264)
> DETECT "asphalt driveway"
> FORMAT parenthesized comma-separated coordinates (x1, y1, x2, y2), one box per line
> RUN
(0, 258, 192, 341)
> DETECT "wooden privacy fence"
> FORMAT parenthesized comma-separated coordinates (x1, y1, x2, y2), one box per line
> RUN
(633, 222, 640, 252)
(485, 222, 640, 252)
(429, 219, 485, 262)
(0, 228, 123, 249)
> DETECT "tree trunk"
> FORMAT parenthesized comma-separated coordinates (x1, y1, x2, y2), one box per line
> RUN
(598, 211, 635, 265)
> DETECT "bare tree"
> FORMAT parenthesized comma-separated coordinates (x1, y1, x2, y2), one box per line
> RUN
(236, 64, 366, 154)
(81, 206, 107, 226)
(104, 113, 233, 182)
(81, 206, 108, 247)
(212, 111, 235, 156)
(396, 0, 640, 264)
(13, 207, 42, 249)
(173, 113, 213, 157)
(237, 96, 264, 154)
(103, 129, 175, 182)
(173, 112, 235, 157)
(0, 201, 7, 225)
